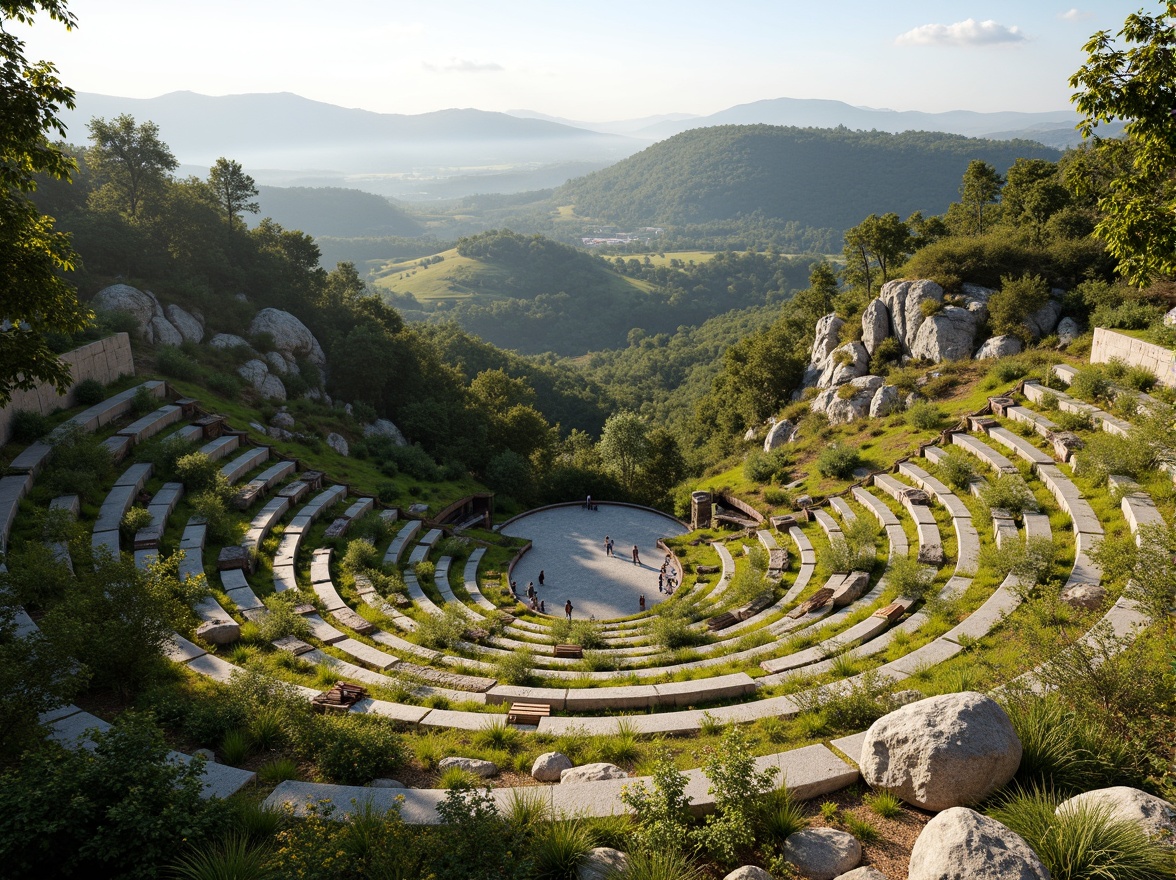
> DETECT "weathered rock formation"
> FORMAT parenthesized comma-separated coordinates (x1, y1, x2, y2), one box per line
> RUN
(908, 808, 1049, 880)
(93, 284, 205, 347)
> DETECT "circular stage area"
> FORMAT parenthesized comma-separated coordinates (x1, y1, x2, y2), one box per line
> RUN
(500, 503, 689, 621)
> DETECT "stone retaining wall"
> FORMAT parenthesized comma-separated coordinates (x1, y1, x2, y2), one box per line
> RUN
(0, 333, 134, 444)
(1090, 327, 1176, 388)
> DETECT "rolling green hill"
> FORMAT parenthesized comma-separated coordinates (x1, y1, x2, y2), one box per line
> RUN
(556, 125, 1062, 230)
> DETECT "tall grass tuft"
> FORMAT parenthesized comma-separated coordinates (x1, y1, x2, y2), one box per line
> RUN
(532, 818, 594, 880)
(758, 785, 807, 844)
(614, 849, 706, 880)
(172, 834, 273, 880)
(988, 785, 1172, 880)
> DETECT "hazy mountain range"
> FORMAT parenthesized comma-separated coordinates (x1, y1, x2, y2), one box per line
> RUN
(61, 91, 1097, 200)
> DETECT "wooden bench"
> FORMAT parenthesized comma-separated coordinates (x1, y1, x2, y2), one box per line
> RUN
(506, 701, 551, 725)
(873, 602, 907, 622)
(706, 611, 739, 631)
(312, 681, 367, 714)
(553, 643, 583, 659)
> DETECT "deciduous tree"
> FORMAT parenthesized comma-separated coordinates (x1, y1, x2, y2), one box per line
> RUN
(958, 159, 1004, 234)
(598, 410, 651, 494)
(1070, 2, 1176, 284)
(207, 156, 258, 229)
(86, 113, 177, 218)
(0, 0, 93, 406)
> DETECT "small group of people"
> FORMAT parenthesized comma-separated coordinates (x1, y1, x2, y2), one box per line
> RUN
(657, 563, 678, 595)
(583, 493, 599, 511)
(603, 535, 641, 565)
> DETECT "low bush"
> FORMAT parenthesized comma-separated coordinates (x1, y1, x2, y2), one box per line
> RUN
(981, 475, 1036, 516)
(416, 606, 469, 650)
(256, 595, 312, 643)
(743, 447, 789, 484)
(1051, 410, 1093, 432)
(937, 449, 978, 491)
(494, 649, 535, 685)
(156, 345, 201, 380)
(9, 409, 51, 444)
(341, 538, 378, 573)
(303, 714, 405, 785)
(817, 442, 860, 479)
(531, 819, 594, 880)
(73, 378, 106, 406)
(905, 400, 943, 430)
(885, 553, 935, 601)
(129, 384, 157, 417)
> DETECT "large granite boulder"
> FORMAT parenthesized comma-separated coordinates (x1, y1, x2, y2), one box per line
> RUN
(1060, 583, 1106, 609)
(531, 751, 574, 783)
(196, 618, 241, 645)
(438, 756, 499, 778)
(908, 808, 1049, 880)
(560, 762, 628, 784)
(724, 867, 774, 880)
(1025, 297, 1063, 339)
(264, 350, 292, 375)
(165, 304, 204, 343)
(210, 332, 254, 352)
(833, 869, 886, 880)
(861, 298, 891, 356)
(869, 384, 902, 418)
(975, 335, 1023, 360)
(249, 308, 327, 368)
(812, 314, 846, 365)
(785, 828, 862, 880)
(879, 279, 943, 353)
(150, 315, 183, 346)
(819, 341, 870, 388)
(92, 284, 157, 329)
(363, 419, 408, 447)
(238, 359, 287, 401)
(910, 306, 982, 362)
(810, 375, 884, 425)
(326, 432, 349, 456)
(1057, 786, 1176, 848)
(860, 692, 1021, 811)
(763, 419, 797, 452)
(1056, 316, 1079, 346)
(577, 848, 629, 880)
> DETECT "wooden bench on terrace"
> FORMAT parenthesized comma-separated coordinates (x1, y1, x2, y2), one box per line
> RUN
(312, 681, 367, 714)
(553, 643, 583, 659)
(506, 701, 551, 726)
(706, 611, 739, 631)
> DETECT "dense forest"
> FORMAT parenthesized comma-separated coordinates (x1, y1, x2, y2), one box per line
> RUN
(555, 126, 1061, 230)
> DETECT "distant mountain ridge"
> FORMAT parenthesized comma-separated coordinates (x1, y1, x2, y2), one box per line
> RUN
(59, 91, 637, 173)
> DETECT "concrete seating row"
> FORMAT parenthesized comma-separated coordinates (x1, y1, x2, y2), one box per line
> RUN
(91, 461, 154, 558)
(60, 380, 167, 434)
(851, 486, 908, 559)
(872, 474, 943, 565)
(220, 446, 270, 484)
(117, 404, 184, 445)
(133, 481, 183, 550)
(384, 520, 422, 566)
(406, 528, 443, 566)
(898, 461, 979, 577)
(272, 485, 349, 592)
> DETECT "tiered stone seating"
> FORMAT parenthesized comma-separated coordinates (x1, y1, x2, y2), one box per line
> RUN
(92, 461, 153, 558)
(851, 486, 908, 558)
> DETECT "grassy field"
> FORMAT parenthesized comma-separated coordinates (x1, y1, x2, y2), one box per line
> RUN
(371, 246, 659, 304)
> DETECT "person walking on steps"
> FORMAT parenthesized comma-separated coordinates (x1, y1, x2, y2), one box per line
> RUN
(564, 599, 573, 620)
(632, 545, 640, 566)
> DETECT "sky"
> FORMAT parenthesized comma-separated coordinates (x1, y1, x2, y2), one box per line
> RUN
(10, 1, 1154, 121)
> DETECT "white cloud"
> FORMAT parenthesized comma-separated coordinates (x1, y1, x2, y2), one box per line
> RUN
(423, 58, 504, 73)
(1059, 8, 1091, 22)
(895, 18, 1026, 47)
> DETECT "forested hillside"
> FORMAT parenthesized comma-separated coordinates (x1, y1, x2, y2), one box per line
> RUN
(379, 231, 816, 356)
(556, 126, 1061, 230)
(254, 186, 423, 238)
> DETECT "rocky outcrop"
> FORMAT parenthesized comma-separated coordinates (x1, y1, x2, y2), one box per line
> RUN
(326, 432, 349, 456)
(819, 342, 870, 388)
(784, 828, 862, 880)
(238, 359, 287, 401)
(910, 306, 981, 362)
(908, 808, 1049, 880)
(763, 419, 797, 452)
(812, 314, 846, 365)
(437, 756, 498, 778)
(1056, 316, 1079, 346)
(723, 867, 774, 880)
(531, 752, 574, 783)
(560, 763, 628, 784)
(879, 279, 943, 353)
(975, 335, 1023, 360)
(810, 375, 884, 425)
(869, 384, 902, 418)
(1060, 583, 1106, 609)
(860, 692, 1021, 811)
(1025, 297, 1063, 339)
(1057, 786, 1176, 848)
(196, 618, 241, 645)
(210, 332, 253, 352)
(860, 298, 891, 356)
(364, 419, 408, 447)
(165, 304, 204, 343)
(93, 284, 158, 329)
(249, 308, 327, 369)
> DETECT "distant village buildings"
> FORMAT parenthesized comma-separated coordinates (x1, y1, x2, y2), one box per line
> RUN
(581, 227, 664, 247)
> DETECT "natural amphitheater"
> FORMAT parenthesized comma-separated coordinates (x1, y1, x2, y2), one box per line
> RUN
(2, 2, 1175, 879)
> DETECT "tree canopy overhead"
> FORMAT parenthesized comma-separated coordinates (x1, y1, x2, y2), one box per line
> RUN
(0, 0, 92, 407)
(1070, 1, 1176, 284)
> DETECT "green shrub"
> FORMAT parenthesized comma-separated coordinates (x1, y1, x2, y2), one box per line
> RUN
(219, 728, 251, 765)
(73, 378, 106, 406)
(981, 475, 1035, 516)
(744, 447, 789, 484)
(9, 409, 51, 444)
(175, 452, 227, 496)
(869, 336, 902, 374)
(191, 491, 239, 545)
(979, 537, 1058, 596)
(885, 553, 935, 600)
(817, 442, 861, 479)
(341, 538, 378, 573)
(762, 487, 790, 506)
(651, 608, 707, 650)
(416, 606, 468, 650)
(205, 370, 242, 398)
(842, 813, 880, 844)
(937, 449, 978, 491)
(906, 400, 943, 430)
(989, 273, 1050, 340)
(129, 384, 157, 417)
(1052, 410, 1094, 432)
(1122, 365, 1158, 392)
(919, 298, 943, 318)
(302, 714, 405, 785)
(120, 506, 153, 541)
(620, 746, 693, 855)
(619, 850, 706, 880)
(414, 559, 436, 582)
(1068, 366, 1113, 403)
(156, 345, 201, 380)
(1077, 431, 1152, 485)
(494, 649, 534, 685)
(692, 726, 778, 865)
(256, 595, 312, 642)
